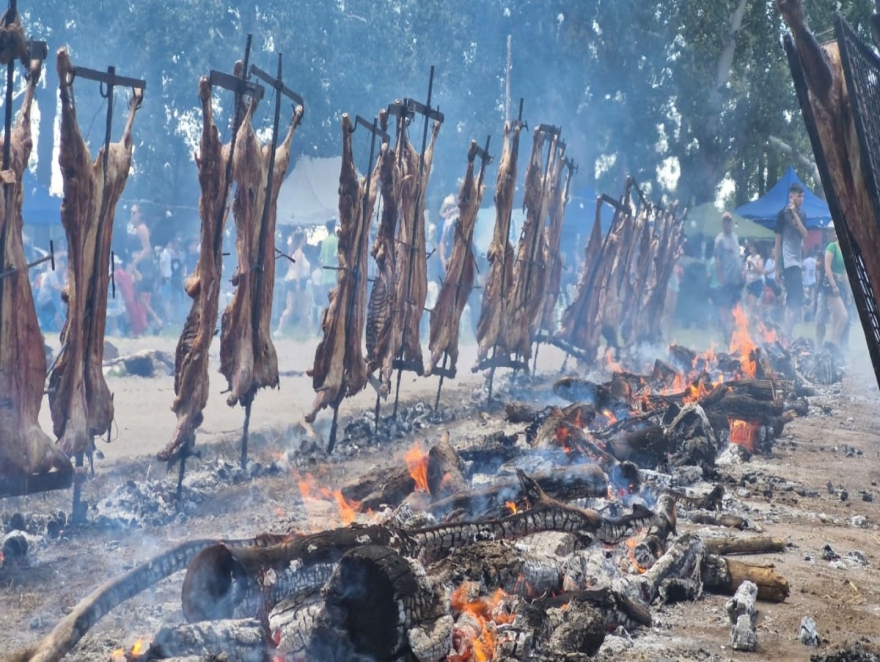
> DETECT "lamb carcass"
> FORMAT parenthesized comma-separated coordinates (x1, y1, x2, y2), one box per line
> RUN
(158, 75, 235, 463)
(0, 57, 71, 479)
(537, 150, 573, 334)
(474, 121, 521, 368)
(49, 49, 143, 457)
(306, 114, 379, 421)
(219, 97, 303, 407)
(426, 140, 487, 376)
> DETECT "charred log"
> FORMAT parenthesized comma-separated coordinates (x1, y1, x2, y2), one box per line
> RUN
(701, 555, 790, 603)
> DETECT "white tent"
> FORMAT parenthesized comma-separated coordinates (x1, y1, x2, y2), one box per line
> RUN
(276, 155, 340, 227)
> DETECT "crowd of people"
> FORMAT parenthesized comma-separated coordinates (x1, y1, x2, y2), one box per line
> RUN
(671, 183, 856, 356)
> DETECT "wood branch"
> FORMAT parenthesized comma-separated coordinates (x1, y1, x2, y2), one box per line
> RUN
(1, 540, 243, 662)
(768, 135, 822, 189)
(689, 513, 748, 530)
(149, 619, 266, 660)
(427, 431, 467, 498)
(703, 537, 787, 556)
(701, 554, 790, 603)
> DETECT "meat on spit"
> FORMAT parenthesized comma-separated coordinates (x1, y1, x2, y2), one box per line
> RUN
(49, 49, 143, 457)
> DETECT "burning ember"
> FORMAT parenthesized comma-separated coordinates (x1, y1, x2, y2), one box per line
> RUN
(600, 409, 617, 425)
(450, 584, 516, 661)
(404, 441, 430, 492)
(110, 637, 148, 661)
(728, 418, 761, 453)
(505, 501, 519, 515)
(730, 304, 758, 379)
(604, 348, 623, 374)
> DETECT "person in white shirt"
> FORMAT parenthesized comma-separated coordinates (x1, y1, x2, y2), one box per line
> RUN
(274, 229, 311, 337)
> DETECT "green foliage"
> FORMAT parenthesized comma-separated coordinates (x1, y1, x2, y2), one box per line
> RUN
(12, 0, 880, 242)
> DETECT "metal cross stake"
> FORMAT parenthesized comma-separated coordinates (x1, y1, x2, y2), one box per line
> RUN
(175, 36, 263, 505)
(391, 66, 444, 420)
(433, 134, 493, 411)
(237, 53, 304, 469)
(486, 98, 527, 403)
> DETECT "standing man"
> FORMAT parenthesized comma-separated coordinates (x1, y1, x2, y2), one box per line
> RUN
(714, 212, 744, 339)
(774, 183, 808, 337)
(319, 218, 339, 304)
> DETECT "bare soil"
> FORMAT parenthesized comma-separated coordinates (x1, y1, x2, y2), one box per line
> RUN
(3, 332, 880, 661)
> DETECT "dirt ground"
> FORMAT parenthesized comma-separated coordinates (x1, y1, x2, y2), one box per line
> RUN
(3, 330, 880, 661)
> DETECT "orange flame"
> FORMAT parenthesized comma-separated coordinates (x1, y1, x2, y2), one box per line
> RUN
(404, 441, 430, 493)
(605, 348, 622, 374)
(625, 537, 648, 574)
(730, 304, 757, 379)
(296, 472, 362, 526)
(505, 501, 519, 515)
(729, 419, 760, 453)
(601, 410, 618, 425)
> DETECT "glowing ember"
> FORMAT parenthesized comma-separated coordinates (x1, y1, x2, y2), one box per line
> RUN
(730, 304, 758, 378)
(729, 418, 761, 453)
(404, 441, 430, 492)
(131, 638, 147, 657)
(600, 409, 618, 425)
(451, 585, 515, 661)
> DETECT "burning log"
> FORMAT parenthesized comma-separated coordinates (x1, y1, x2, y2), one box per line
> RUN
(475, 120, 520, 366)
(306, 114, 380, 420)
(623, 533, 705, 607)
(667, 485, 725, 511)
(149, 619, 266, 661)
(219, 93, 303, 408)
(2, 539, 248, 662)
(701, 555, 790, 603)
(426, 431, 468, 498)
(0, 57, 72, 481)
(427, 140, 487, 376)
(49, 50, 143, 455)
(159, 75, 234, 463)
(305, 545, 450, 662)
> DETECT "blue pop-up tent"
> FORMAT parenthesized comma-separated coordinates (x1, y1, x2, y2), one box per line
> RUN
(734, 166, 831, 229)
(22, 170, 61, 227)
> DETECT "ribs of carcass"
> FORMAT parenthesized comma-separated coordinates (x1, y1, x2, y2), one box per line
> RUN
(159, 77, 233, 463)
(475, 121, 521, 367)
(536, 147, 572, 335)
(426, 140, 486, 376)
(49, 49, 142, 457)
(0, 57, 72, 479)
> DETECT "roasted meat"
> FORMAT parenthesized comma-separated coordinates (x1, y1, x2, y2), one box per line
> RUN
(426, 140, 487, 376)
(537, 149, 572, 334)
(159, 76, 234, 463)
(0, 57, 71, 479)
(49, 49, 143, 457)
(220, 98, 303, 407)
(306, 114, 379, 421)
(475, 121, 521, 367)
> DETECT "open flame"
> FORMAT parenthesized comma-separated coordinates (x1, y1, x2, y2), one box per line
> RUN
(110, 637, 149, 661)
(730, 304, 758, 379)
(625, 532, 648, 574)
(604, 347, 622, 374)
(728, 418, 761, 453)
(404, 441, 430, 493)
(296, 472, 362, 526)
(600, 409, 617, 425)
(505, 501, 519, 515)
(451, 585, 515, 661)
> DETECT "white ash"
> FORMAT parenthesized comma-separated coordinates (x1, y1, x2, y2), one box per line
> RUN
(798, 616, 820, 646)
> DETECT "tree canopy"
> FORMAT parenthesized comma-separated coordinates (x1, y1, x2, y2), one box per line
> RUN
(12, 0, 879, 243)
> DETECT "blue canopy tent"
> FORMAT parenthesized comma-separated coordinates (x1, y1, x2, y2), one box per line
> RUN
(22, 170, 61, 227)
(734, 166, 831, 229)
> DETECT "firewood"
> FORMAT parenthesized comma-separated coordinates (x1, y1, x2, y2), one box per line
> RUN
(306, 545, 449, 662)
(427, 431, 467, 498)
(703, 537, 787, 556)
(623, 533, 704, 605)
(634, 494, 677, 566)
(427, 463, 608, 518)
(1, 539, 244, 662)
(339, 464, 416, 510)
(701, 554, 790, 602)
(689, 513, 748, 530)
(666, 485, 725, 511)
(149, 619, 266, 660)
(505, 402, 538, 423)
